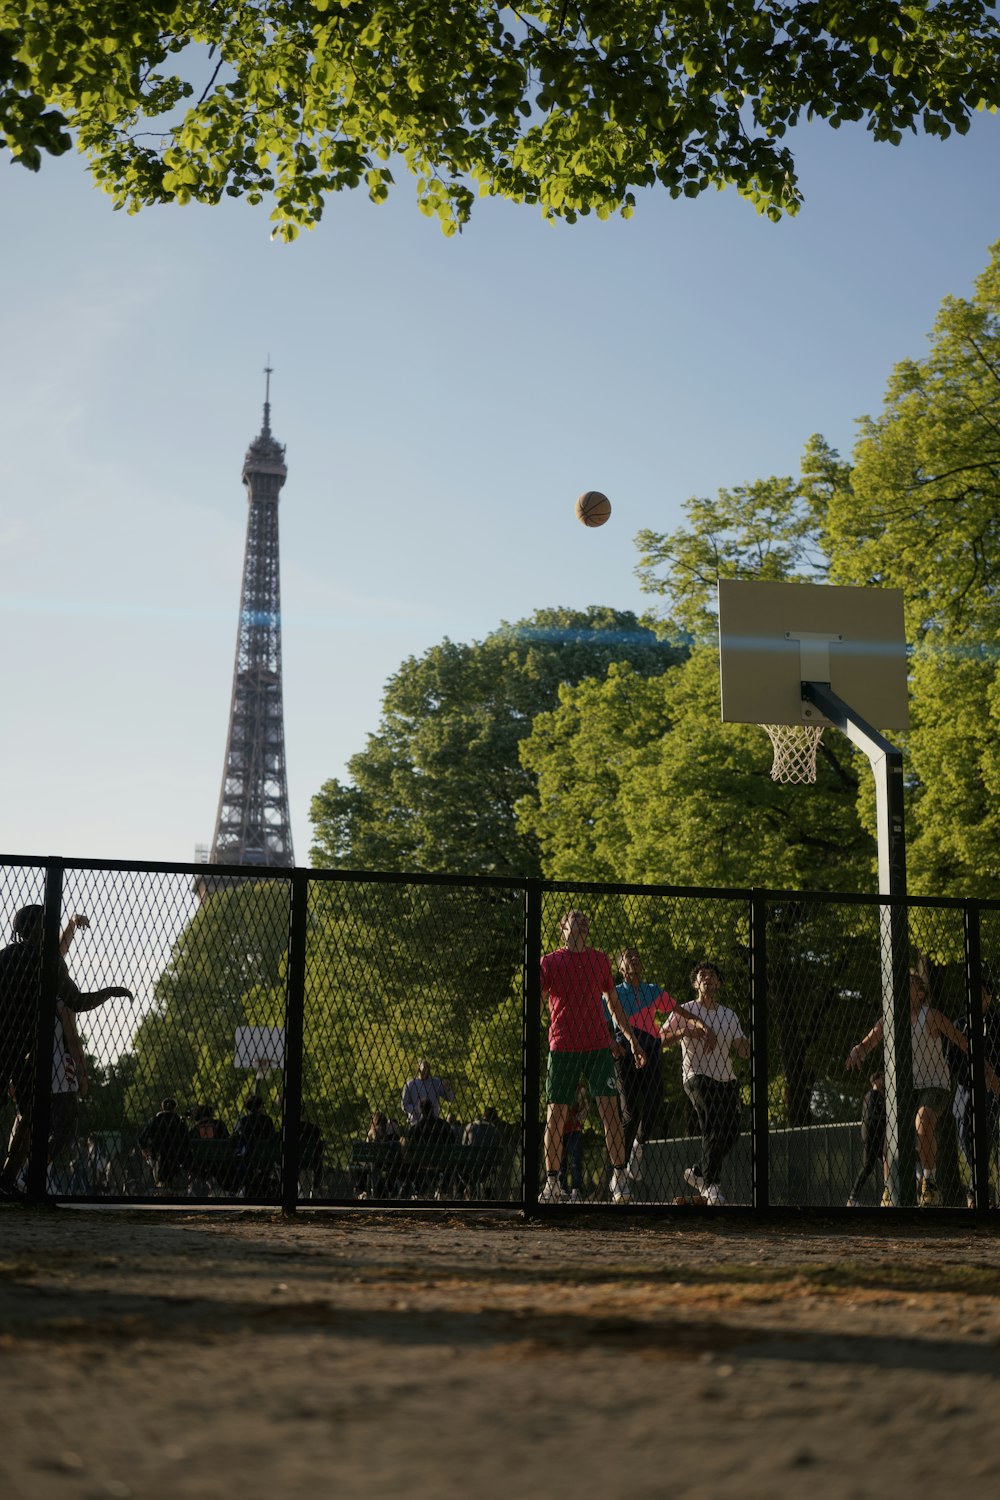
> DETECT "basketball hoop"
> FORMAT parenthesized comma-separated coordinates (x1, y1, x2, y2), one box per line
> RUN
(763, 723, 825, 784)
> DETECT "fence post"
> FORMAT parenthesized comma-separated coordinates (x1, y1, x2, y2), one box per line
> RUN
(280, 869, 308, 1217)
(25, 861, 64, 1205)
(522, 880, 542, 1214)
(750, 890, 769, 1211)
(963, 902, 990, 1216)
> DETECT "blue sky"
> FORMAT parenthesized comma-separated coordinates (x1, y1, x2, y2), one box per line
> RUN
(3, 112, 999, 866)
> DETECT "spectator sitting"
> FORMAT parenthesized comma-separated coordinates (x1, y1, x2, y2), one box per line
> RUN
(139, 1098, 192, 1194)
(362, 1111, 401, 1198)
(366, 1111, 400, 1143)
(232, 1095, 277, 1198)
(299, 1110, 325, 1199)
(462, 1106, 504, 1198)
(406, 1097, 457, 1197)
(462, 1105, 501, 1151)
(190, 1104, 218, 1140)
(187, 1104, 229, 1195)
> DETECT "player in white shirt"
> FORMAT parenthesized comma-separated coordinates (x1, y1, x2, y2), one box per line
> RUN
(670, 961, 750, 1206)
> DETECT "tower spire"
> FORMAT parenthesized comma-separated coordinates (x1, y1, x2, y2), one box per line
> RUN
(206, 380, 294, 875)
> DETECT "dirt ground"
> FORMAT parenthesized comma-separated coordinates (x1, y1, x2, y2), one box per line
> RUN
(1, 1207, 999, 1500)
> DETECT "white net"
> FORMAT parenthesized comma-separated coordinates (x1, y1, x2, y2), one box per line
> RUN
(763, 723, 825, 784)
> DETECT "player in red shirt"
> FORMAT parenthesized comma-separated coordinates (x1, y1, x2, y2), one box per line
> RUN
(539, 909, 643, 1204)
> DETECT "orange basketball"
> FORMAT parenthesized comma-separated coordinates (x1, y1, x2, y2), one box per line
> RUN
(576, 490, 612, 527)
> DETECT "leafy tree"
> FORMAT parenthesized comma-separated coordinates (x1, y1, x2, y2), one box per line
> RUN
(310, 605, 680, 877)
(520, 647, 824, 887)
(823, 241, 1000, 894)
(824, 244, 1000, 644)
(79, 1050, 140, 1137)
(515, 661, 670, 881)
(126, 879, 292, 1124)
(5, 2, 1000, 237)
(304, 878, 526, 1137)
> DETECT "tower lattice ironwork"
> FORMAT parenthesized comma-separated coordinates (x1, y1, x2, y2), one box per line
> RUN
(209, 371, 295, 868)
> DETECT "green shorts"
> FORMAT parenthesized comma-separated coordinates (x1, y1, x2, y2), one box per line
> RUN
(546, 1048, 617, 1106)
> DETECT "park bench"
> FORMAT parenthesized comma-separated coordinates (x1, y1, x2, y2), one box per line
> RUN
(348, 1138, 514, 1200)
(188, 1137, 279, 1196)
(349, 1140, 404, 1199)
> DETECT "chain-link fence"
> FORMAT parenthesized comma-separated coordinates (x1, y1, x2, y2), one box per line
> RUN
(1, 858, 997, 1213)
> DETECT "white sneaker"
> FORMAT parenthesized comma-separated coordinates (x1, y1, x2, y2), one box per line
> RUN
(918, 1178, 941, 1208)
(703, 1183, 726, 1206)
(845, 1195, 861, 1208)
(610, 1169, 631, 1204)
(539, 1177, 566, 1204)
(627, 1141, 644, 1182)
(569, 1188, 583, 1203)
(683, 1166, 705, 1193)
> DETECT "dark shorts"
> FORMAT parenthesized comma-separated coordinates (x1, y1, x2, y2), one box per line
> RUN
(546, 1049, 617, 1106)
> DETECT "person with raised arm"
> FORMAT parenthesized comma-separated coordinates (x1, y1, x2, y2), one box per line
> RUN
(846, 970, 970, 1206)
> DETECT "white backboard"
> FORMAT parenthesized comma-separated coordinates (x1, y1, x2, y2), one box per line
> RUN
(234, 1025, 286, 1071)
(718, 578, 909, 729)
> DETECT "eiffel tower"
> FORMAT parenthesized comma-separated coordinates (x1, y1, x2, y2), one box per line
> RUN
(205, 369, 295, 874)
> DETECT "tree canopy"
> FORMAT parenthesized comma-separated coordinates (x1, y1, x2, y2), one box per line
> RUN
(4, 2, 1000, 237)
(823, 246, 1000, 645)
(823, 240, 1000, 895)
(310, 604, 680, 876)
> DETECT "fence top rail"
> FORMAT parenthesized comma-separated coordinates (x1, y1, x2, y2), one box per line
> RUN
(537, 876, 754, 901)
(2, 854, 532, 889)
(2, 853, 998, 911)
(306, 867, 528, 891)
(754, 887, 1000, 912)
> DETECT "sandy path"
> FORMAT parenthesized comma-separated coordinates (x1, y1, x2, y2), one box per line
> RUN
(1, 1208, 999, 1499)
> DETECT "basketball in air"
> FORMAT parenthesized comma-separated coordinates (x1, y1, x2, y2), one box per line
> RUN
(576, 490, 612, 527)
